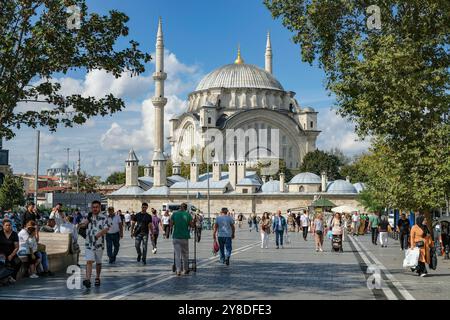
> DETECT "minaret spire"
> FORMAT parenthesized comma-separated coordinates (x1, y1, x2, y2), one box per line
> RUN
(152, 17, 168, 187)
(235, 44, 244, 64)
(265, 31, 273, 74)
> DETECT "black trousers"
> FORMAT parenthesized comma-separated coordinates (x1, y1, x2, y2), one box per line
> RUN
(163, 224, 170, 238)
(151, 233, 159, 249)
(302, 227, 308, 240)
(371, 227, 379, 244)
(399, 232, 409, 250)
(6, 256, 22, 280)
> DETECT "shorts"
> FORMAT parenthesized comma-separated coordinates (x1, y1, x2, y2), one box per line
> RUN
(85, 249, 103, 264)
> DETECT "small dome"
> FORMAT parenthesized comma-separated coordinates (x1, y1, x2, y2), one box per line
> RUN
(195, 64, 284, 92)
(327, 180, 358, 194)
(289, 172, 321, 184)
(261, 180, 280, 193)
(50, 162, 69, 170)
(353, 182, 366, 193)
(302, 107, 315, 113)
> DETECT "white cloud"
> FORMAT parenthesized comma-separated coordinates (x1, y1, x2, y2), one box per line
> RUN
(317, 108, 371, 156)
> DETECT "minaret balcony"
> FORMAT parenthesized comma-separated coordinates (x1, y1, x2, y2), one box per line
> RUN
(152, 97, 168, 107)
(153, 72, 167, 81)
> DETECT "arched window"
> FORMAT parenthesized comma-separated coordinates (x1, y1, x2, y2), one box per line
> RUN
(299, 186, 305, 192)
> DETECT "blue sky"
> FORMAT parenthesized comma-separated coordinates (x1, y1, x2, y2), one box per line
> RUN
(5, 0, 369, 179)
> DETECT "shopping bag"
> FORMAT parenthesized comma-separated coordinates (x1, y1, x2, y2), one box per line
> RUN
(403, 247, 420, 268)
(327, 230, 333, 240)
(212, 240, 219, 256)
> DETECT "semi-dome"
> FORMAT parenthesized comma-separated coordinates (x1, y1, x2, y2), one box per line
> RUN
(327, 180, 358, 194)
(195, 64, 284, 92)
(289, 172, 321, 184)
(261, 180, 280, 193)
(353, 182, 366, 193)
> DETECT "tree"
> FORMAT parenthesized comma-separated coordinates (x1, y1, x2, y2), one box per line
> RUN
(256, 159, 294, 182)
(329, 148, 350, 166)
(0, 0, 151, 140)
(105, 171, 125, 185)
(0, 175, 25, 210)
(357, 189, 384, 213)
(300, 150, 342, 180)
(265, 0, 450, 222)
(339, 154, 370, 183)
(75, 172, 100, 193)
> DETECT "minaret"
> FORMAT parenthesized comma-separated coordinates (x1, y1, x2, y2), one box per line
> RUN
(265, 31, 273, 74)
(125, 149, 139, 187)
(152, 17, 168, 187)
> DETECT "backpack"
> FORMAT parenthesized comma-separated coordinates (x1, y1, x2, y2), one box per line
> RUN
(78, 212, 92, 239)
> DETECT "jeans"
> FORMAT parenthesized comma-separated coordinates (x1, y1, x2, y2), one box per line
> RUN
(151, 233, 159, 249)
(379, 232, 388, 246)
(35, 251, 49, 272)
(135, 234, 148, 261)
(253, 222, 258, 232)
(173, 239, 189, 272)
(400, 232, 410, 250)
(106, 232, 120, 261)
(371, 227, 379, 244)
(5, 256, 22, 279)
(196, 227, 202, 243)
(260, 232, 269, 248)
(163, 224, 170, 239)
(275, 229, 284, 247)
(302, 226, 309, 240)
(218, 237, 232, 262)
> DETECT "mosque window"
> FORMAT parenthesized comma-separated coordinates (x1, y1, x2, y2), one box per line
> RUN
(311, 121, 314, 128)
(242, 189, 248, 194)
(208, 117, 212, 125)
(299, 186, 305, 192)
(288, 147, 292, 158)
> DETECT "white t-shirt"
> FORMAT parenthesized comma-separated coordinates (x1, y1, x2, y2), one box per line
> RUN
(60, 222, 78, 244)
(50, 210, 64, 232)
(107, 215, 122, 234)
(18, 229, 37, 253)
(352, 214, 359, 223)
(300, 215, 309, 227)
(162, 215, 170, 225)
(124, 213, 131, 223)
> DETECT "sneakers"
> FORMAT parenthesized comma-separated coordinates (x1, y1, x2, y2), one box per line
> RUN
(29, 273, 39, 279)
(420, 273, 428, 277)
(137, 254, 141, 262)
(182, 270, 190, 275)
(319, 248, 323, 252)
(316, 248, 319, 252)
(7, 276, 16, 284)
(142, 259, 147, 265)
(176, 272, 181, 276)
(281, 245, 284, 249)
(152, 248, 157, 254)
(225, 258, 230, 266)
(276, 246, 279, 249)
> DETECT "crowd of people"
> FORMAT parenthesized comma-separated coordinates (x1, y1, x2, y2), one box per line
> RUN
(0, 201, 446, 287)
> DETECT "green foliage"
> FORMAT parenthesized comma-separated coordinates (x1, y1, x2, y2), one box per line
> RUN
(265, 0, 450, 211)
(0, 0, 151, 140)
(339, 154, 370, 183)
(70, 171, 99, 193)
(105, 171, 125, 185)
(0, 175, 25, 210)
(300, 150, 342, 180)
(357, 189, 384, 213)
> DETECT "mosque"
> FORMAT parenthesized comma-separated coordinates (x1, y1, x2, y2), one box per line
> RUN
(107, 19, 365, 214)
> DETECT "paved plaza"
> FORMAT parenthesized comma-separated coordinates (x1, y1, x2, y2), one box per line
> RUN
(0, 227, 449, 300)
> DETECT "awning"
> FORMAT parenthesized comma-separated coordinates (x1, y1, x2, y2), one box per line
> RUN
(311, 198, 336, 208)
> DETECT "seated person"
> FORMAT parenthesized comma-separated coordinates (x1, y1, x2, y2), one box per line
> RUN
(0, 219, 21, 282)
(40, 218, 56, 233)
(17, 221, 40, 278)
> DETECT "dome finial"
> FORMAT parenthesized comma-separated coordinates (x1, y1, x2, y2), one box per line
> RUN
(235, 44, 244, 64)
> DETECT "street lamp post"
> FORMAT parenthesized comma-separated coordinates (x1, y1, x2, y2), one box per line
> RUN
(206, 110, 211, 222)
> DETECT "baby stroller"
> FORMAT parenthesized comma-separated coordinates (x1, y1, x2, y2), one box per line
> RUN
(332, 235, 343, 252)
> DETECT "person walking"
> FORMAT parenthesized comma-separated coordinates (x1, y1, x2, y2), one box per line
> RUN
(251, 213, 259, 232)
(312, 213, 325, 252)
(49, 203, 64, 233)
(378, 215, 390, 248)
(150, 208, 161, 254)
(272, 210, 287, 249)
(131, 203, 153, 265)
(295, 213, 301, 233)
(260, 212, 271, 249)
(368, 212, 381, 245)
(237, 212, 243, 229)
(161, 210, 171, 239)
(397, 213, 411, 251)
(106, 207, 123, 264)
(351, 212, 360, 236)
(80, 200, 110, 288)
(124, 211, 131, 231)
(171, 203, 194, 276)
(248, 214, 253, 232)
(410, 215, 434, 277)
(300, 211, 310, 241)
(329, 212, 344, 252)
(194, 210, 203, 243)
(213, 208, 235, 265)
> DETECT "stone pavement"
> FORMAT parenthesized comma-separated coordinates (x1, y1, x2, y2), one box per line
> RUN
(0, 227, 448, 300)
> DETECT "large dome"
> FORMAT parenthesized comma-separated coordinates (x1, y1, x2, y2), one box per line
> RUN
(195, 64, 284, 92)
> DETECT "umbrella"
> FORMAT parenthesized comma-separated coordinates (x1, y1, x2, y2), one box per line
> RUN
(331, 205, 359, 213)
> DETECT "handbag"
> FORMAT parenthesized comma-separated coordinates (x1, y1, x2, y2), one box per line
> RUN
(429, 247, 438, 270)
(416, 240, 425, 248)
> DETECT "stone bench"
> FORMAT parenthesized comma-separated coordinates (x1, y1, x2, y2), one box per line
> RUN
(17, 233, 79, 279)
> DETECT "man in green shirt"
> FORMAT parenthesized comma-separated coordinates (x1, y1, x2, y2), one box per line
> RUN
(170, 203, 195, 276)
(368, 213, 381, 245)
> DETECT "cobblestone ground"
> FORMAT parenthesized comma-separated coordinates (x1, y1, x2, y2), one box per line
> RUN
(0, 227, 448, 300)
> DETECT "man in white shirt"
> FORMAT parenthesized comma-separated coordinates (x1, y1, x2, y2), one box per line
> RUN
(300, 211, 310, 241)
(124, 211, 131, 231)
(60, 214, 78, 245)
(351, 212, 360, 236)
(49, 203, 64, 233)
(105, 207, 123, 264)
